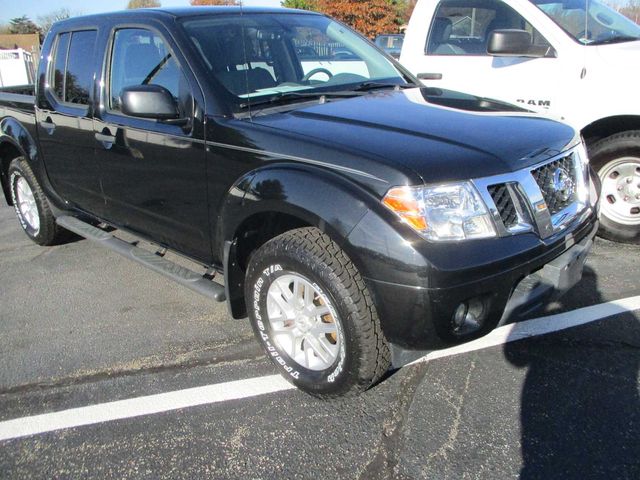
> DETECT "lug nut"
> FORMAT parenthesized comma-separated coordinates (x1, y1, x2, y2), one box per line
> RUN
(627, 177, 633, 184)
(618, 186, 624, 191)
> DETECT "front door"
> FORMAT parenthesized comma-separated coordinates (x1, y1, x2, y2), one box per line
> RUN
(420, 0, 568, 117)
(93, 26, 211, 262)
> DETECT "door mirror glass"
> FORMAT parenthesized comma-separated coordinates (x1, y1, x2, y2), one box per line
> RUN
(120, 85, 179, 119)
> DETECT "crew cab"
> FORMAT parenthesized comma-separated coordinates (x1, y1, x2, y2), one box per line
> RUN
(0, 7, 599, 397)
(401, 0, 640, 244)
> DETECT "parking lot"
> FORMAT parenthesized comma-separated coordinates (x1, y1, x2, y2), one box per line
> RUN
(1, 202, 639, 479)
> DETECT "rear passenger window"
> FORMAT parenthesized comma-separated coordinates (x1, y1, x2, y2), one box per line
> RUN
(50, 30, 97, 105)
(426, 0, 550, 56)
(109, 28, 192, 116)
(52, 33, 70, 99)
(65, 31, 97, 104)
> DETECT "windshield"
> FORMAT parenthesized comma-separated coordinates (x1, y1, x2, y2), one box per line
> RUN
(181, 13, 410, 111)
(531, 0, 640, 45)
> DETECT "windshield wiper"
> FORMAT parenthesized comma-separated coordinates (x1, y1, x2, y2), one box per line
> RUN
(239, 91, 360, 110)
(352, 82, 415, 92)
(589, 35, 640, 45)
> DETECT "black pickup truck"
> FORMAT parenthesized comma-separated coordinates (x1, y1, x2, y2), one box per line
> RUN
(0, 7, 599, 397)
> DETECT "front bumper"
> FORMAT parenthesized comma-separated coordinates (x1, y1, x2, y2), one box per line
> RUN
(358, 211, 598, 365)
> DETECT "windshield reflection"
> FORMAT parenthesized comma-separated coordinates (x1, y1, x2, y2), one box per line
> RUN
(532, 0, 640, 45)
(181, 13, 409, 112)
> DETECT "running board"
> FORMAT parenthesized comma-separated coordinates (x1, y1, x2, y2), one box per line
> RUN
(56, 216, 226, 302)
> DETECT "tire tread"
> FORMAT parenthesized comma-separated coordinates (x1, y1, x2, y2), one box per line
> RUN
(251, 227, 391, 398)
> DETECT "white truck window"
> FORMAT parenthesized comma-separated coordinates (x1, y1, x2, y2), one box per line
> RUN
(426, 0, 550, 56)
(531, 0, 640, 45)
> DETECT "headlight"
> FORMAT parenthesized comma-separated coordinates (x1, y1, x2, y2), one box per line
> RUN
(382, 182, 496, 241)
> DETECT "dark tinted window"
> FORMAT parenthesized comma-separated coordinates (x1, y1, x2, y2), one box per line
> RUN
(109, 28, 191, 115)
(52, 33, 70, 99)
(65, 30, 97, 105)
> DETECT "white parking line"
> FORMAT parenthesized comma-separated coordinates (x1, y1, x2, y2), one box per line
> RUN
(1, 295, 639, 442)
(0, 375, 295, 442)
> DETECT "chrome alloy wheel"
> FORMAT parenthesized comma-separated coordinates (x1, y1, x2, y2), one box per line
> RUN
(266, 273, 342, 371)
(599, 158, 640, 226)
(14, 175, 40, 234)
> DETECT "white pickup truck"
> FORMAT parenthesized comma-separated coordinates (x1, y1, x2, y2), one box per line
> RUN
(401, 0, 640, 243)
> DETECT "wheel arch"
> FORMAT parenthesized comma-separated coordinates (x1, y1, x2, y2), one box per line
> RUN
(0, 116, 41, 206)
(581, 115, 640, 150)
(0, 139, 24, 206)
(220, 164, 383, 319)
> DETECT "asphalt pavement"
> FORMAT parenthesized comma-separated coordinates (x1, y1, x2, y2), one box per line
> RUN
(1, 203, 639, 479)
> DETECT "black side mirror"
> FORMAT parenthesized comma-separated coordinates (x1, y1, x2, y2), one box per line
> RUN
(120, 85, 180, 120)
(487, 29, 554, 58)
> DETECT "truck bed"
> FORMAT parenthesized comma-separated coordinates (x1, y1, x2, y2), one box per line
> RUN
(0, 84, 35, 116)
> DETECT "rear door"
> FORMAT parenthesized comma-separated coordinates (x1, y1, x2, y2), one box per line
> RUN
(93, 25, 211, 262)
(36, 29, 105, 215)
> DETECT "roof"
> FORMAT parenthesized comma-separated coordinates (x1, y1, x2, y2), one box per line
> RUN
(54, 6, 319, 29)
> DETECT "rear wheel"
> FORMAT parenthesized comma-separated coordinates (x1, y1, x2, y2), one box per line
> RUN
(8, 157, 68, 246)
(245, 227, 390, 398)
(590, 131, 640, 244)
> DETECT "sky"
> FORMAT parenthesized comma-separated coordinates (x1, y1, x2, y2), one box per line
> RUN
(0, 0, 283, 23)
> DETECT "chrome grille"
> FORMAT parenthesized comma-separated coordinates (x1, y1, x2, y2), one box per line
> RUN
(488, 184, 518, 229)
(531, 155, 577, 215)
(473, 146, 591, 240)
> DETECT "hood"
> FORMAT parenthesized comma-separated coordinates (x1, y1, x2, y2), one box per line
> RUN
(250, 88, 577, 185)
(595, 40, 640, 68)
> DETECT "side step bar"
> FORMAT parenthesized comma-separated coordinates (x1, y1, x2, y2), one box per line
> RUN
(56, 216, 226, 302)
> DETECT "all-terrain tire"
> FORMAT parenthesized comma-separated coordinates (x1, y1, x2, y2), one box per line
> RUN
(590, 131, 640, 244)
(8, 157, 69, 246)
(245, 227, 390, 398)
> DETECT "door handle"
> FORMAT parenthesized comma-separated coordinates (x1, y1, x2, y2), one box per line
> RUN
(95, 132, 116, 148)
(417, 72, 443, 80)
(40, 117, 56, 135)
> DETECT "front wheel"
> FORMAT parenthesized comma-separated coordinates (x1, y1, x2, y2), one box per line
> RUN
(245, 227, 390, 398)
(590, 131, 640, 244)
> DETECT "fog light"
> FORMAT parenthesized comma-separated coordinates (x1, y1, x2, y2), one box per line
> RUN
(452, 298, 485, 335)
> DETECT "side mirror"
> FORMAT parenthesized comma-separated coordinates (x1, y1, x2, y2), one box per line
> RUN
(487, 29, 553, 58)
(120, 85, 180, 120)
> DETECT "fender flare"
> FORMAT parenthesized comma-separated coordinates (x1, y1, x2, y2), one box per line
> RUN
(219, 163, 386, 319)
(0, 117, 40, 206)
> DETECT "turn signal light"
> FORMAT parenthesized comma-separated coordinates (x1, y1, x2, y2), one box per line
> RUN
(382, 187, 428, 231)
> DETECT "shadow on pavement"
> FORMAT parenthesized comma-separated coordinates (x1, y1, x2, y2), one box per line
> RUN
(504, 266, 640, 478)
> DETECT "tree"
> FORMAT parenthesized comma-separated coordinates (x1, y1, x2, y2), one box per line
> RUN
(8, 15, 41, 35)
(620, 0, 640, 24)
(316, 0, 399, 38)
(126, 0, 161, 9)
(281, 0, 319, 9)
(38, 8, 73, 36)
(399, 0, 418, 24)
(190, 0, 240, 5)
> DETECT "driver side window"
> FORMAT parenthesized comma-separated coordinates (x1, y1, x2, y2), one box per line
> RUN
(109, 28, 192, 116)
(426, 0, 551, 56)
